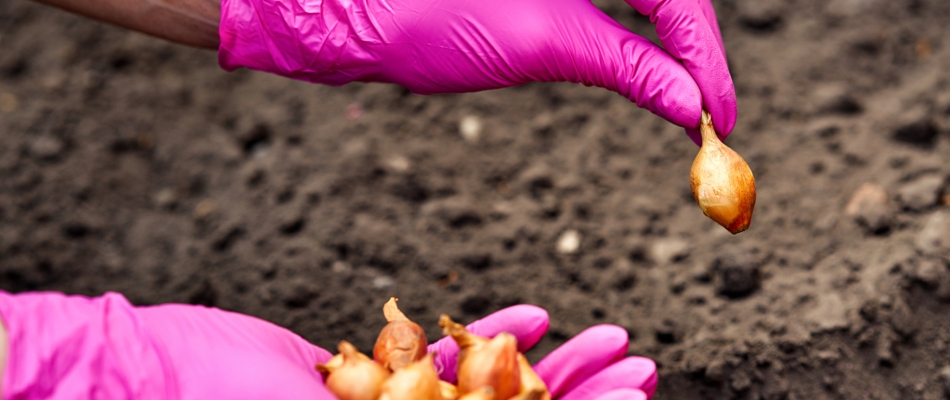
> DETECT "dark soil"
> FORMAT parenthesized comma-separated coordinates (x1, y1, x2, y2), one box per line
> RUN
(2, 0, 950, 398)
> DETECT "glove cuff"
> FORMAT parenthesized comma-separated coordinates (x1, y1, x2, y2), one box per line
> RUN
(218, 0, 381, 85)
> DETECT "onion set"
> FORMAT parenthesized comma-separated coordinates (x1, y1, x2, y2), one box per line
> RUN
(689, 111, 756, 234)
(316, 298, 551, 400)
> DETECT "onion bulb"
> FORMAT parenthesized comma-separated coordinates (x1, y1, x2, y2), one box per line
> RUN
(320, 341, 390, 400)
(458, 387, 495, 400)
(440, 381, 461, 400)
(689, 111, 756, 234)
(510, 354, 550, 400)
(440, 315, 521, 400)
(374, 297, 428, 371)
(378, 353, 444, 400)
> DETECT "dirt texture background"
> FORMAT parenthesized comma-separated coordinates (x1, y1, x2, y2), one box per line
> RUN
(2, 0, 950, 398)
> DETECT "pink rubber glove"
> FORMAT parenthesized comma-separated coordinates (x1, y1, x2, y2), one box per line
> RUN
(218, 0, 737, 142)
(533, 325, 656, 400)
(430, 320, 656, 399)
(0, 290, 656, 399)
(0, 291, 546, 399)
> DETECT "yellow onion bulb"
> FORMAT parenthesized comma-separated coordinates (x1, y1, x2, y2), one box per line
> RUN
(323, 341, 390, 400)
(458, 387, 495, 400)
(374, 297, 427, 371)
(689, 111, 756, 234)
(440, 315, 521, 400)
(378, 353, 444, 400)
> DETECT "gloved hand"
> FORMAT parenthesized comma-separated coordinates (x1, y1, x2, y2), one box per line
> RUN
(429, 319, 656, 400)
(218, 0, 737, 143)
(0, 290, 655, 399)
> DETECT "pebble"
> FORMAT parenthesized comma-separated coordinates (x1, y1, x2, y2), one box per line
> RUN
(153, 188, 177, 210)
(897, 175, 944, 212)
(459, 115, 482, 143)
(737, 0, 784, 32)
(331, 261, 351, 273)
(713, 248, 760, 298)
(915, 210, 949, 256)
(372, 276, 394, 289)
(420, 197, 482, 228)
(193, 199, 216, 220)
(649, 237, 690, 264)
(844, 183, 893, 234)
(556, 229, 581, 254)
(808, 83, 861, 115)
(912, 259, 943, 288)
(382, 155, 411, 173)
(805, 293, 849, 331)
(29, 136, 65, 160)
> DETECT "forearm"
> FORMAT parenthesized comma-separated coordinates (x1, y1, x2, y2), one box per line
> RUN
(33, 0, 220, 49)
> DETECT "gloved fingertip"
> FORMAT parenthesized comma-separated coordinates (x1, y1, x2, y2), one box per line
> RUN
(712, 111, 736, 138)
(623, 357, 658, 397)
(704, 93, 737, 138)
(579, 325, 629, 354)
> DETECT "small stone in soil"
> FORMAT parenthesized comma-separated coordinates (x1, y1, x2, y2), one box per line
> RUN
(153, 188, 177, 210)
(556, 229, 581, 254)
(845, 183, 893, 235)
(912, 259, 944, 288)
(459, 115, 482, 143)
(915, 211, 949, 256)
(373, 276, 394, 289)
(193, 199, 216, 220)
(649, 237, 690, 264)
(29, 136, 65, 160)
(897, 175, 944, 212)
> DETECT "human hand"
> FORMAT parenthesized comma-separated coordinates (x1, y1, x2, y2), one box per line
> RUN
(218, 0, 736, 142)
(0, 291, 551, 399)
(429, 312, 656, 400)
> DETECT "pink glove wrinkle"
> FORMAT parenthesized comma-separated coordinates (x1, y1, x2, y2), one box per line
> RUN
(218, 0, 736, 139)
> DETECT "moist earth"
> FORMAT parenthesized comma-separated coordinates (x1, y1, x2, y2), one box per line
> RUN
(2, 0, 950, 399)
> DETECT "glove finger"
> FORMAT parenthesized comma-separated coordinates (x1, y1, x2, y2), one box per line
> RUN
(625, 0, 737, 136)
(532, 325, 628, 398)
(559, 357, 658, 400)
(594, 388, 649, 400)
(428, 305, 549, 382)
(543, 7, 703, 130)
(697, 0, 727, 57)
